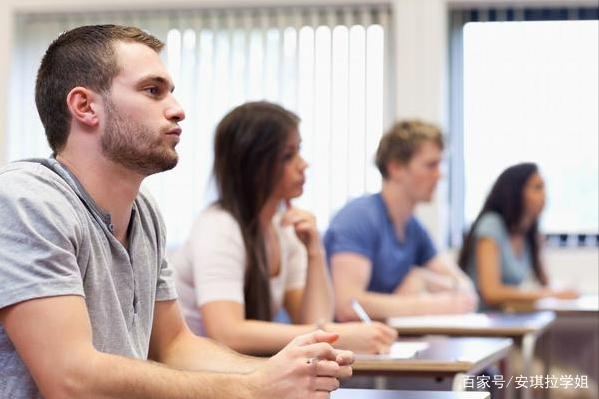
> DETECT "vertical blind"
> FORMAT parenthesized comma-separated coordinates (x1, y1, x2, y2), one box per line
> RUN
(9, 5, 393, 247)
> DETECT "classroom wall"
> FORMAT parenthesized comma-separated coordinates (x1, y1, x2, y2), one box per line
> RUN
(544, 248, 599, 294)
(0, 0, 596, 287)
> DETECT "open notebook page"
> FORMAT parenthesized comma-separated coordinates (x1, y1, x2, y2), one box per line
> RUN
(355, 341, 429, 360)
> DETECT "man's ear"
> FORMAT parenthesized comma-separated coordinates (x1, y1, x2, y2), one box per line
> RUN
(66, 87, 101, 128)
(387, 159, 405, 180)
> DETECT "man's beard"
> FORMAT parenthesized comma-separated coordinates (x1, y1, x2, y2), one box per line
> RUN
(101, 99, 179, 176)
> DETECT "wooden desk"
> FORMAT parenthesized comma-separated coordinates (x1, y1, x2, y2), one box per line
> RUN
(387, 312, 555, 337)
(353, 336, 512, 391)
(333, 389, 490, 399)
(387, 312, 555, 399)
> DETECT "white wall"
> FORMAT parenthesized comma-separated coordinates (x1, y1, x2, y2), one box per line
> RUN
(544, 248, 599, 294)
(392, 0, 448, 248)
(1, 0, 597, 285)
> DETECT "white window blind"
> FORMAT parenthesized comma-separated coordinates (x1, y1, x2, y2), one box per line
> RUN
(8, 6, 393, 248)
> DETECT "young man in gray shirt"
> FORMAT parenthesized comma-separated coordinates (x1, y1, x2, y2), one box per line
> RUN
(0, 25, 353, 399)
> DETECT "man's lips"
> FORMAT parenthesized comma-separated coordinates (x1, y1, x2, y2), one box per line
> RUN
(166, 127, 182, 136)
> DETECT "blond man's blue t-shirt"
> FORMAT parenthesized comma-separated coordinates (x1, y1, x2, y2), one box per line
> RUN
(324, 193, 437, 293)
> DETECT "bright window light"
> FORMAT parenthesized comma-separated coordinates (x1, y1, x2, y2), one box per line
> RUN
(463, 20, 598, 234)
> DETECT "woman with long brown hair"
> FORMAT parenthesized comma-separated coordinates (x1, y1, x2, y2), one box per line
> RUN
(174, 101, 396, 355)
(459, 162, 578, 310)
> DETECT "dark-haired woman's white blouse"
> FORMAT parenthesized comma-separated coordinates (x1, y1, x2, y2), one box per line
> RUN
(171, 205, 307, 335)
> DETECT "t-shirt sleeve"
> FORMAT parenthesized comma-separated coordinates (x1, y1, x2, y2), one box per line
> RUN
(156, 257, 178, 301)
(413, 219, 438, 266)
(324, 204, 377, 261)
(0, 167, 85, 310)
(188, 209, 246, 307)
(474, 212, 505, 243)
(282, 226, 307, 291)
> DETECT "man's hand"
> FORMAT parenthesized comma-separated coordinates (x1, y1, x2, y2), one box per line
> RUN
(443, 291, 478, 314)
(249, 330, 354, 398)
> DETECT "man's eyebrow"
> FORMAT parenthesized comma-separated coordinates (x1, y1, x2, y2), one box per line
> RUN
(137, 75, 175, 92)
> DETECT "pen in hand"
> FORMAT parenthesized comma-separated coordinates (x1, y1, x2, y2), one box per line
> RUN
(351, 299, 372, 324)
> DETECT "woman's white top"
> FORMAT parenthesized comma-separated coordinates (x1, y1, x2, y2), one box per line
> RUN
(172, 204, 307, 335)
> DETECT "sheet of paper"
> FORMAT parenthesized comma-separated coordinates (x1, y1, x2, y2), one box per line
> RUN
(355, 341, 429, 360)
(537, 294, 599, 311)
(387, 313, 493, 328)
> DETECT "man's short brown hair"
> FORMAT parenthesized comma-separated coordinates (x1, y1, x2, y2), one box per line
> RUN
(35, 25, 164, 154)
(375, 120, 444, 179)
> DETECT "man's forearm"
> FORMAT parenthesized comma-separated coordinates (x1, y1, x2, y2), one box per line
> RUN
(158, 332, 263, 373)
(60, 350, 255, 399)
(352, 290, 425, 319)
(426, 256, 476, 293)
(356, 291, 462, 319)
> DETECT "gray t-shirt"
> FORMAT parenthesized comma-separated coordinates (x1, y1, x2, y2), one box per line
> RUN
(0, 159, 178, 398)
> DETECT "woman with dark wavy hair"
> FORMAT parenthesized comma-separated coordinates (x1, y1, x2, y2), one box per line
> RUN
(173, 101, 396, 355)
(459, 162, 578, 310)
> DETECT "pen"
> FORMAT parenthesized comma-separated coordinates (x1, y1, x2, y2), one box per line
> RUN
(351, 299, 372, 323)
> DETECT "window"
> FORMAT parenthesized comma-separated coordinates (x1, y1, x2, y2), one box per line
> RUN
(8, 6, 393, 248)
(449, 7, 599, 246)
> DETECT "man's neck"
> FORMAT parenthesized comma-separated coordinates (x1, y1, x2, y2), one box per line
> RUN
(56, 151, 143, 245)
(381, 180, 416, 235)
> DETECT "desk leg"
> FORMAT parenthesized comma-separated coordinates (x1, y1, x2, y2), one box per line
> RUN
(452, 373, 467, 391)
(374, 376, 387, 389)
(541, 329, 552, 399)
(521, 333, 538, 399)
(500, 356, 515, 399)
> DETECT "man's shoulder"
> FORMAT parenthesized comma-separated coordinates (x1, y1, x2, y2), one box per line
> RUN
(408, 215, 428, 232)
(135, 187, 169, 239)
(332, 193, 381, 225)
(0, 161, 87, 246)
(0, 161, 79, 205)
(136, 186, 162, 214)
(407, 215, 435, 243)
(1, 160, 54, 180)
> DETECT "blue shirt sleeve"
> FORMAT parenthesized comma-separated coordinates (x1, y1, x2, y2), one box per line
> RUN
(324, 202, 377, 262)
(412, 218, 437, 266)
